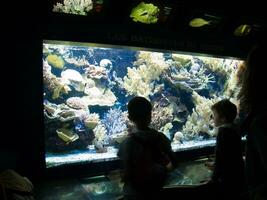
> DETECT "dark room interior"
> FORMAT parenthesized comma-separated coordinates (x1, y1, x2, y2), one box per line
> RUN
(3, 1, 267, 199)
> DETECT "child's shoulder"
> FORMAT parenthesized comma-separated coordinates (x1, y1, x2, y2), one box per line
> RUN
(218, 124, 239, 138)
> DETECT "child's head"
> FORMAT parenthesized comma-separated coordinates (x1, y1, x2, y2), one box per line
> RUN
(211, 99, 237, 127)
(127, 96, 152, 128)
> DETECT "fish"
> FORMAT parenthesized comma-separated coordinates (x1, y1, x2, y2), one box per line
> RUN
(189, 18, 210, 27)
(234, 25, 251, 36)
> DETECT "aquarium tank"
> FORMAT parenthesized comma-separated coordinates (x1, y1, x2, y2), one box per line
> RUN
(43, 40, 244, 168)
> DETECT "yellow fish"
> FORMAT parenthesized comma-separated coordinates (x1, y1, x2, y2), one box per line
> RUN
(189, 18, 210, 27)
(234, 25, 251, 36)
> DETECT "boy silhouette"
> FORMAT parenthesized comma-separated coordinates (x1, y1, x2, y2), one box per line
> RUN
(206, 99, 245, 200)
(118, 96, 176, 200)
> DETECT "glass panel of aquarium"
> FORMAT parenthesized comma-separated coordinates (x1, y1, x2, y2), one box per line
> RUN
(43, 40, 244, 168)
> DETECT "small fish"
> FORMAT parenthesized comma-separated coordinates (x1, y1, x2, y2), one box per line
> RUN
(234, 25, 251, 36)
(189, 18, 210, 27)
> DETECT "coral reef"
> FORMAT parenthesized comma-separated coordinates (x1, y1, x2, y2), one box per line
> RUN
(61, 69, 85, 92)
(101, 108, 127, 136)
(84, 113, 100, 129)
(46, 125, 94, 152)
(43, 61, 71, 99)
(151, 102, 174, 131)
(160, 122, 173, 139)
(182, 92, 222, 138)
(44, 100, 88, 122)
(165, 57, 215, 92)
(53, 0, 93, 16)
(223, 61, 244, 100)
(93, 123, 107, 145)
(46, 54, 65, 69)
(172, 54, 192, 67)
(122, 51, 170, 98)
(202, 57, 243, 83)
(99, 59, 113, 69)
(82, 85, 117, 106)
(56, 128, 79, 144)
(64, 55, 90, 67)
(84, 65, 108, 80)
(66, 97, 87, 110)
(172, 131, 185, 144)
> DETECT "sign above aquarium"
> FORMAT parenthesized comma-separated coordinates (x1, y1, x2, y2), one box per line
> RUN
(43, 40, 244, 168)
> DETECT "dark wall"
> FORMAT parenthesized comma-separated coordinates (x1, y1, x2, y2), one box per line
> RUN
(7, 0, 266, 181)
(3, 3, 45, 180)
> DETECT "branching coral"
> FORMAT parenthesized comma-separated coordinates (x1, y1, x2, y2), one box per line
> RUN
(223, 61, 244, 99)
(201, 58, 244, 107)
(182, 92, 222, 138)
(122, 51, 170, 98)
(93, 123, 107, 144)
(202, 57, 243, 78)
(151, 102, 174, 130)
(84, 65, 108, 80)
(53, 0, 93, 16)
(166, 57, 215, 92)
(101, 108, 127, 136)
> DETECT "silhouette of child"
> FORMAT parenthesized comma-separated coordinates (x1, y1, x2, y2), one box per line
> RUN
(203, 99, 245, 200)
(118, 96, 176, 200)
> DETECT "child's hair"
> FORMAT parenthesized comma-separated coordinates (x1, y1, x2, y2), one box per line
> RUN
(211, 99, 237, 123)
(127, 96, 152, 121)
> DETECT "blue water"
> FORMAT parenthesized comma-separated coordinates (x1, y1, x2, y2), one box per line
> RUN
(43, 41, 242, 168)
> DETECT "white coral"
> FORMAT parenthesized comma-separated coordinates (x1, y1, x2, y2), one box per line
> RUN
(122, 51, 170, 98)
(53, 0, 93, 15)
(182, 92, 223, 138)
(84, 113, 100, 129)
(223, 61, 244, 100)
(93, 123, 107, 144)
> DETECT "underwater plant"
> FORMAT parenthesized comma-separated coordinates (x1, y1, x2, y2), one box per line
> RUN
(130, 2, 160, 24)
